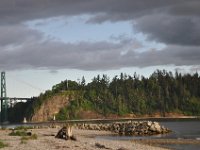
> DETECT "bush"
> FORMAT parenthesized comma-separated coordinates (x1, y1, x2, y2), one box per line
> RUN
(14, 126, 33, 131)
(20, 134, 37, 144)
(0, 140, 8, 148)
(9, 130, 28, 136)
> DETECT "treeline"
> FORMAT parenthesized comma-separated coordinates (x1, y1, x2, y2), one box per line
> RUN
(8, 70, 200, 122)
(52, 70, 200, 119)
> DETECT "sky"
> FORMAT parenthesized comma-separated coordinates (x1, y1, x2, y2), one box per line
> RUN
(0, 0, 200, 97)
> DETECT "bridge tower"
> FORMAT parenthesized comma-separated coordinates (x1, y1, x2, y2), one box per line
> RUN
(1, 71, 8, 123)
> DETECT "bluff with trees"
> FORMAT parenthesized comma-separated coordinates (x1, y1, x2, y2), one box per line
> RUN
(8, 70, 200, 122)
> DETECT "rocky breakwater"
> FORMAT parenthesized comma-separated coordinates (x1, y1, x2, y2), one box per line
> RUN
(111, 121, 171, 135)
(76, 121, 171, 136)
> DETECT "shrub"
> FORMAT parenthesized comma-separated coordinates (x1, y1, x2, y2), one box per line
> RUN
(20, 134, 37, 144)
(0, 140, 8, 148)
(9, 130, 28, 136)
(14, 126, 33, 131)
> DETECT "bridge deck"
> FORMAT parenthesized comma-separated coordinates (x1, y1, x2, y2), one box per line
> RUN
(0, 97, 32, 100)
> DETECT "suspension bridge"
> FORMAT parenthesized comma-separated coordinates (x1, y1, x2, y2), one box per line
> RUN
(0, 71, 34, 124)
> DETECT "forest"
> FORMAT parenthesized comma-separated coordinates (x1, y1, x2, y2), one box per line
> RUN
(8, 70, 200, 122)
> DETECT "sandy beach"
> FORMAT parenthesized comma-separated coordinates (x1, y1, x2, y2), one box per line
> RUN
(0, 128, 168, 150)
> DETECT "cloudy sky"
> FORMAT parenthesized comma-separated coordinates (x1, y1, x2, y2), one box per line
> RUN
(1, 0, 200, 97)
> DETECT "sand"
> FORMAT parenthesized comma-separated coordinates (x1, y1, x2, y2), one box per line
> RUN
(0, 128, 168, 150)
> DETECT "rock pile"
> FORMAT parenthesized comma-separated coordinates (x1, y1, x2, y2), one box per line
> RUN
(111, 121, 171, 135)
(77, 123, 111, 131)
(76, 121, 171, 135)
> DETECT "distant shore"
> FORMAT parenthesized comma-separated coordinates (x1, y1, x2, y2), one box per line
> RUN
(2, 116, 199, 128)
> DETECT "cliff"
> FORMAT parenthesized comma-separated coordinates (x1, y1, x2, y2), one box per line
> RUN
(31, 92, 75, 122)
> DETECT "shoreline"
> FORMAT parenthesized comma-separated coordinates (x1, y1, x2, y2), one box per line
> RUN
(1, 116, 199, 128)
(0, 128, 169, 150)
(134, 138, 200, 145)
(5, 116, 199, 127)
(133, 138, 200, 150)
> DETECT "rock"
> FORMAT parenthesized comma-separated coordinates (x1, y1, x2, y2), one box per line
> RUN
(149, 122, 162, 133)
(95, 143, 106, 149)
(70, 135, 77, 141)
(117, 147, 129, 150)
(147, 121, 152, 127)
(26, 132, 32, 136)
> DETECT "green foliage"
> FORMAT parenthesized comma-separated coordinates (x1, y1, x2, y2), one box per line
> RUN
(14, 126, 33, 131)
(8, 70, 200, 122)
(81, 100, 94, 110)
(56, 98, 82, 120)
(55, 107, 68, 120)
(20, 134, 37, 144)
(0, 140, 8, 149)
(9, 130, 28, 136)
(40, 70, 200, 118)
(9, 129, 37, 144)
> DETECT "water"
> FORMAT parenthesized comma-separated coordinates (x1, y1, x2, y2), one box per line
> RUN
(160, 121, 200, 139)
(96, 120, 200, 150)
(162, 144, 200, 150)
(0, 123, 32, 129)
(157, 121, 200, 150)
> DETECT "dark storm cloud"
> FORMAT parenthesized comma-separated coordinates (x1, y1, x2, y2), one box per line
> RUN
(0, 0, 200, 70)
(0, 0, 196, 24)
(0, 25, 199, 71)
(1, 0, 199, 46)
(135, 14, 200, 46)
(129, 45, 200, 67)
(0, 25, 141, 70)
(0, 24, 43, 46)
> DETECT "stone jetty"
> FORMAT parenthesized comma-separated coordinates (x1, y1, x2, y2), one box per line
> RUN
(76, 121, 171, 135)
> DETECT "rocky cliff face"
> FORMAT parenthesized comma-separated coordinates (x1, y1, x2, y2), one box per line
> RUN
(31, 94, 71, 122)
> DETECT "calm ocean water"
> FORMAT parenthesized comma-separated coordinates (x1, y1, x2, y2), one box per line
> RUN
(160, 120, 200, 139)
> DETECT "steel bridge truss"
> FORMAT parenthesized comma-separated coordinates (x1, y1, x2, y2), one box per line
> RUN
(0, 72, 32, 123)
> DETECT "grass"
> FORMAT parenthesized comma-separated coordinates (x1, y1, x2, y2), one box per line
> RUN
(20, 134, 38, 144)
(0, 140, 8, 149)
(7, 126, 38, 145)
(15, 126, 33, 130)
(14, 126, 33, 131)
(9, 130, 28, 136)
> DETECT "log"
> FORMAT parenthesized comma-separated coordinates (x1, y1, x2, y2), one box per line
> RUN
(55, 124, 76, 141)
(66, 123, 73, 139)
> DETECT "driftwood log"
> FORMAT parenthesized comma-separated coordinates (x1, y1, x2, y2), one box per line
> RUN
(55, 124, 76, 141)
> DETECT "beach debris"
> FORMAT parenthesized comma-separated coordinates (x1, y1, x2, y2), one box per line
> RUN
(55, 124, 77, 141)
(117, 147, 129, 150)
(26, 132, 32, 136)
(23, 117, 27, 123)
(95, 143, 109, 149)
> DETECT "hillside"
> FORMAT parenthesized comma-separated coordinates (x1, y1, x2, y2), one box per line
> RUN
(7, 70, 200, 122)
